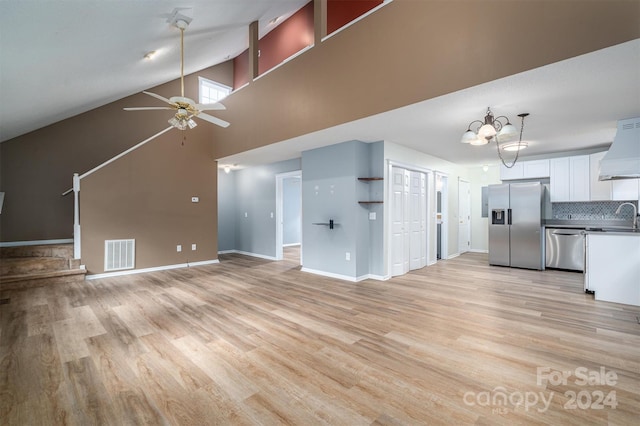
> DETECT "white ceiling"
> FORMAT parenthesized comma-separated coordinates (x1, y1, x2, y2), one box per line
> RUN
(0, 0, 308, 142)
(0, 1, 638, 168)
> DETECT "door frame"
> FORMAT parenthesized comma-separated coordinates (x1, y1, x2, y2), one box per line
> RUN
(275, 170, 302, 262)
(387, 160, 433, 276)
(436, 172, 449, 261)
(458, 178, 471, 255)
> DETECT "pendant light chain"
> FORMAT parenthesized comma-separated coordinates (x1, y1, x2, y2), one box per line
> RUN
(496, 114, 526, 169)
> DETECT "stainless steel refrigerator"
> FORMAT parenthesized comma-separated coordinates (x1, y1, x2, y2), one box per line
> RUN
(488, 182, 543, 270)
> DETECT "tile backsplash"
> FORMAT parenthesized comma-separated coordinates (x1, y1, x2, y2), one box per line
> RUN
(552, 201, 638, 221)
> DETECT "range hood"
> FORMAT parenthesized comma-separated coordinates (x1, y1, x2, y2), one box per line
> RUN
(599, 117, 640, 181)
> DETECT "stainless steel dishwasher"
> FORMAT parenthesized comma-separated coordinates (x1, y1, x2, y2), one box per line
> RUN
(545, 228, 585, 271)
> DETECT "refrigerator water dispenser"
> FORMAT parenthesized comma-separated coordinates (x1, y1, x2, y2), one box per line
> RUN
(492, 209, 506, 225)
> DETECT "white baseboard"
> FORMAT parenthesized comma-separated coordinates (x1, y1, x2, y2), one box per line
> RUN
(301, 268, 389, 282)
(469, 249, 489, 254)
(0, 238, 74, 248)
(447, 252, 461, 259)
(218, 250, 277, 261)
(283, 243, 301, 247)
(86, 259, 219, 280)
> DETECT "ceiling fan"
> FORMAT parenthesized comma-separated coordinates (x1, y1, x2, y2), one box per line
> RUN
(124, 13, 230, 130)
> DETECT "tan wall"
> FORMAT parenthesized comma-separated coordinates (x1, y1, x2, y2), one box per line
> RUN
(211, 0, 640, 159)
(0, 61, 233, 243)
(80, 124, 217, 274)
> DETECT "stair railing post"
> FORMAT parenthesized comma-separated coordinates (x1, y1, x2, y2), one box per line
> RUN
(73, 173, 81, 260)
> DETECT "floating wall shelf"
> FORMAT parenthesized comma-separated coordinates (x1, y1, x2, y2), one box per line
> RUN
(358, 177, 384, 204)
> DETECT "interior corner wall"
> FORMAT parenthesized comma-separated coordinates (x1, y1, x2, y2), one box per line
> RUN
(0, 60, 233, 243)
(302, 141, 359, 278)
(80, 125, 218, 274)
(467, 165, 501, 253)
(302, 140, 383, 279)
(233, 158, 301, 258)
(217, 169, 237, 252)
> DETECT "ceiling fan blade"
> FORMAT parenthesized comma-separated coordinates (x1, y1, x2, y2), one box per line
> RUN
(196, 113, 230, 128)
(124, 107, 173, 111)
(195, 102, 226, 111)
(143, 91, 176, 106)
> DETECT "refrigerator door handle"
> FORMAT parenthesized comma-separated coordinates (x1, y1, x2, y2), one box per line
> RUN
(507, 208, 512, 225)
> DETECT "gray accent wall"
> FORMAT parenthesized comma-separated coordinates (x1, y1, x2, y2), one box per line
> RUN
(302, 140, 384, 279)
(218, 158, 301, 258)
(217, 169, 237, 252)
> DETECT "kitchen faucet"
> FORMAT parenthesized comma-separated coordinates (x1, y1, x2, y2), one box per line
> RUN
(615, 202, 638, 230)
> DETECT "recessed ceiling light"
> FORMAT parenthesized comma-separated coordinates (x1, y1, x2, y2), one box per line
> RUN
(144, 50, 157, 60)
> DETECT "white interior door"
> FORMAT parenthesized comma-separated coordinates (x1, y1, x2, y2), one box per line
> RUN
(420, 172, 427, 268)
(458, 179, 471, 254)
(391, 167, 410, 276)
(409, 171, 426, 270)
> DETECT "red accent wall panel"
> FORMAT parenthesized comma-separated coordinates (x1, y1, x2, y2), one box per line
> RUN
(233, 2, 314, 89)
(259, 2, 314, 75)
(327, 0, 383, 35)
(233, 50, 249, 89)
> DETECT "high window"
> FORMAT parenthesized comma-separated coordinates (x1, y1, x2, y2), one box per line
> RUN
(198, 77, 231, 104)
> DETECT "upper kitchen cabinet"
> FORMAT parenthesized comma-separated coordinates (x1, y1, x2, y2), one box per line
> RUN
(500, 160, 550, 181)
(550, 156, 590, 201)
(590, 151, 611, 200)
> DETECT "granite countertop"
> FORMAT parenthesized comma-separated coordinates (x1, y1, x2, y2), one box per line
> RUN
(543, 219, 634, 229)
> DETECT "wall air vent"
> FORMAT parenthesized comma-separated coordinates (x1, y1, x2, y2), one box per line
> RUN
(104, 239, 135, 271)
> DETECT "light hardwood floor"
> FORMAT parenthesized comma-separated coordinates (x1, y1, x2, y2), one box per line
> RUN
(1, 249, 639, 425)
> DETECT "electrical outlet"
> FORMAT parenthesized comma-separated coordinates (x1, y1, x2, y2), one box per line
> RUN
(270, 212, 274, 218)
(369, 212, 376, 220)
(191, 244, 197, 251)
(177, 245, 182, 252)
(191, 196, 199, 203)
(244, 212, 248, 218)
(345, 252, 351, 261)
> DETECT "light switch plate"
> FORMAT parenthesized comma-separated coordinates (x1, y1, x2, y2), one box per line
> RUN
(191, 244, 197, 251)
(191, 197, 199, 203)
(369, 212, 376, 220)
(177, 245, 182, 252)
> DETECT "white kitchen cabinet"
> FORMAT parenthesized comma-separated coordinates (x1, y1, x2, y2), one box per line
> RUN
(499, 162, 524, 180)
(523, 160, 550, 178)
(500, 160, 550, 181)
(570, 156, 590, 201)
(589, 151, 611, 201)
(550, 157, 570, 201)
(612, 179, 640, 201)
(550, 155, 590, 202)
(585, 233, 640, 306)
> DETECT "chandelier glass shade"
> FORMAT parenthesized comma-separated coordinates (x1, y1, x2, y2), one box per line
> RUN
(460, 107, 529, 168)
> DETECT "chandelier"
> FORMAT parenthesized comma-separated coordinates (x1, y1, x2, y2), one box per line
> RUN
(460, 107, 529, 168)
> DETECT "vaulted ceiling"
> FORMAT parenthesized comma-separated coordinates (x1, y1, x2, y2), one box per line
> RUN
(0, 0, 308, 142)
